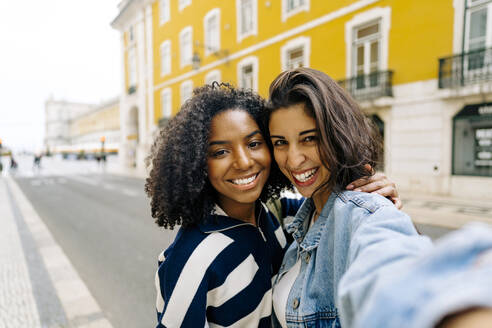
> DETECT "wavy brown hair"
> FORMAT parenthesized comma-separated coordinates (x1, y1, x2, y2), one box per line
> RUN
(145, 83, 287, 229)
(266, 67, 382, 193)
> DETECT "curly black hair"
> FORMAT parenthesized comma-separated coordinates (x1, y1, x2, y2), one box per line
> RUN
(145, 83, 288, 229)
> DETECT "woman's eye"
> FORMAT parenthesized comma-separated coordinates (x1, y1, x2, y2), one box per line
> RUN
(249, 141, 262, 148)
(303, 135, 317, 143)
(273, 140, 287, 147)
(210, 149, 227, 157)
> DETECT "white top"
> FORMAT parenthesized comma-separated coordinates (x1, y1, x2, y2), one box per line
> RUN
(273, 258, 301, 327)
(272, 212, 315, 328)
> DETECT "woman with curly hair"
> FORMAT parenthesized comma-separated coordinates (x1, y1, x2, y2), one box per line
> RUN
(146, 83, 399, 328)
(267, 68, 492, 328)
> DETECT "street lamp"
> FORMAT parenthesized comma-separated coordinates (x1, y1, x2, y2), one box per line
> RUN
(192, 41, 229, 71)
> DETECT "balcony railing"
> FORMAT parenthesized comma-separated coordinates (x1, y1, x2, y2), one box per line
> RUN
(337, 70, 393, 101)
(438, 47, 492, 89)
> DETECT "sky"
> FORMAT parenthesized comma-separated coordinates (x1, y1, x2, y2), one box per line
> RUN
(0, 0, 121, 151)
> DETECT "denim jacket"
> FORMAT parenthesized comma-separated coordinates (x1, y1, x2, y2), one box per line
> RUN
(273, 190, 492, 328)
(272, 191, 431, 327)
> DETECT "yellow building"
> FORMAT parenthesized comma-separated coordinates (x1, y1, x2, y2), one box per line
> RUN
(113, 0, 492, 199)
(70, 97, 121, 154)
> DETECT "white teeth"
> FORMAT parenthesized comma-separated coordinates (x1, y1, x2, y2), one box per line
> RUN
(293, 168, 317, 182)
(232, 174, 257, 185)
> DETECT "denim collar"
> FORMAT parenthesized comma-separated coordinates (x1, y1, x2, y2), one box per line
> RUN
(286, 192, 338, 252)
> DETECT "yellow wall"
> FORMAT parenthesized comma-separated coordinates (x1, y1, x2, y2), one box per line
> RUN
(72, 104, 120, 136)
(150, 0, 455, 122)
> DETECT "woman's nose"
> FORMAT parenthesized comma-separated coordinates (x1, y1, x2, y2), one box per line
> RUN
(233, 147, 254, 170)
(286, 145, 306, 170)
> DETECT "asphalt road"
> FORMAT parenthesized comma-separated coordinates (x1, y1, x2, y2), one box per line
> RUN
(14, 172, 177, 328)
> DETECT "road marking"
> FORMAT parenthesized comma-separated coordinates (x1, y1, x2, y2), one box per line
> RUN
(103, 184, 116, 191)
(121, 188, 138, 197)
(6, 177, 114, 328)
(66, 175, 98, 186)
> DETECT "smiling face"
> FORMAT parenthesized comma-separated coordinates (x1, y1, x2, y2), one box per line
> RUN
(269, 103, 330, 199)
(207, 109, 271, 217)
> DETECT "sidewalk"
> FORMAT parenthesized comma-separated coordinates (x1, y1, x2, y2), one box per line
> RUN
(401, 191, 492, 229)
(0, 176, 113, 328)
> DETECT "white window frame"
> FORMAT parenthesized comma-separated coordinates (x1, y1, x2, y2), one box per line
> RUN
(237, 56, 259, 91)
(180, 80, 193, 105)
(179, 26, 193, 68)
(179, 0, 191, 12)
(236, 0, 258, 42)
(161, 88, 172, 118)
(345, 7, 391, 78)
(282, 0, 310, 22)
(464, 1, 492, 52)
(160, 40, 171, 76)
(205, 70, 221, 85)
(352, 21, 381, 75)
(281, 36, 310, 71)
(204, 8, 220, 56)
(159, 0, 170, 25)
(128, 47, 137, 88)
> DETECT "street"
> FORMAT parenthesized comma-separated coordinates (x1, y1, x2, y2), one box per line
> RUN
(2, 155, 453, 327)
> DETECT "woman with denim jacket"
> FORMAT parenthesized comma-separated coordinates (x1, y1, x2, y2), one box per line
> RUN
(267, 67, 492, 328)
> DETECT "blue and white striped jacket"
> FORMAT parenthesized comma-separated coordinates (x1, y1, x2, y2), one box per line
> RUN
(155, 197, 303, 328)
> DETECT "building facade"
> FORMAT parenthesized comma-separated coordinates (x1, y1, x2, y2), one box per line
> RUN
(44, 98, 94, 153)
(44, 98, 120, 156)
(112, 0, 155, 168)
(112, 0, 492, 199)
(70, 97, 121, 155)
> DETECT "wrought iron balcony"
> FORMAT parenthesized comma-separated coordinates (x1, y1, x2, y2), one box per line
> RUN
(438, 47, 492, 89)
(337, 70, 393, 101)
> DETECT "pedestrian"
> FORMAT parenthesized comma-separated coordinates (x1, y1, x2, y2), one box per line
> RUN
(266, 67, 492, 328)
(145, 83, 399, 327)
(10, 155, 18, 170)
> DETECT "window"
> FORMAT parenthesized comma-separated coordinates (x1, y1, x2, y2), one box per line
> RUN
(180, 80, 193, 105)
(204, 9, 220, 55)
(352, 21, 381, 89)
(179, 0, 191, 11)
(160, 40, 171, 76)
(161, 88, 172, 118)
(236, 0, 257, 42)
(128, 47, 137, 88)
(129, 25, 134, 42)
(453, 102, 492, 177)
(281, 37, 310, 71)
(345, 7, 390, 79)
(160, 0, 170, 25)
(180, 27, 193, 67)
(205, 70, 221, 85)
(237, 56, 258, 91)
(282, 0, 309, 21)
(464, 1, 492, 71)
